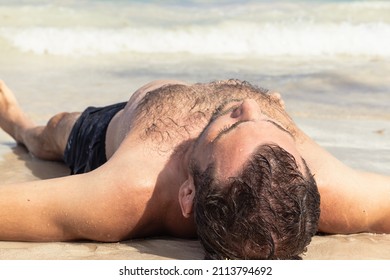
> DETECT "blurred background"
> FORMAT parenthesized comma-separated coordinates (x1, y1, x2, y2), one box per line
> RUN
(0, 0, 389, 176)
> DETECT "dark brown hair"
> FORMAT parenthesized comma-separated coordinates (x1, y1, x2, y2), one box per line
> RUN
(192, 144, 320, 259)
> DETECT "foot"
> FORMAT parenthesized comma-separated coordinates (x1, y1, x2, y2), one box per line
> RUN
(0, 80, 35, 143)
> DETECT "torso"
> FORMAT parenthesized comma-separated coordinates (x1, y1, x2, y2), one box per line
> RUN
(101, 79, 301, 238)
(100, 79, 390, 238)
(107, 80, 297, 157)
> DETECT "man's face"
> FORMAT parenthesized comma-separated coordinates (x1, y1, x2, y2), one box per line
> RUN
(191, 99, 305, 179)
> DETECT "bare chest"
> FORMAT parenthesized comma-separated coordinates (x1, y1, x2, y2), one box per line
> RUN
(118, 82, 297, 153)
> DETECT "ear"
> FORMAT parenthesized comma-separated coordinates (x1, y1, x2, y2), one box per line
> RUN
(270, 92, 285, 109)
(178, 178, 196, 218)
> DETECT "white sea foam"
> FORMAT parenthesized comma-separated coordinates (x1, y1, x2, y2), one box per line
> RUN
(1, 0, 390, 57)
(1, 21, 390, 57)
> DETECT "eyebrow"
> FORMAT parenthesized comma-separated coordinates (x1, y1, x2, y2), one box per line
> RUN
(265, 120, 294, 139)
(212, 120, 249, 143)
(213, 119, 294, 144)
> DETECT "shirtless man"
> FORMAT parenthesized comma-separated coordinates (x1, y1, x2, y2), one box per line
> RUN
(0, 79, 389, 259)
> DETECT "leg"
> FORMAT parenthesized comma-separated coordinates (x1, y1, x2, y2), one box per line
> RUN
(0, 80, 80, 160)
(22, 112, 81, 160)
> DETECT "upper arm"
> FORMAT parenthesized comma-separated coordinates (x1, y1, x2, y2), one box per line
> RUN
(318, 169, 390, 234)
(317, 170, 370, 234)
(294, 130, 390, 234)
(0, 172, 138, 242)
(53, 172, 141, 242)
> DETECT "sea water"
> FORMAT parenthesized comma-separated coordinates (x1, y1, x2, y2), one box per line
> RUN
(1, 0, 390, 57)
(0, 0, 389, 177)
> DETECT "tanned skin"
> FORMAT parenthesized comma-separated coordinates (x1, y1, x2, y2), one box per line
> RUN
(0, 79, 389, 242)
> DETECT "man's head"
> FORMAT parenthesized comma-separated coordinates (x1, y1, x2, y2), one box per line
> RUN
(179, 96, 320, 259)
(192, 144, 319, 259)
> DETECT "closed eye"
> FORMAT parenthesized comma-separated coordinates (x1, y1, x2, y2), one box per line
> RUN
(218, 124, 234, 134)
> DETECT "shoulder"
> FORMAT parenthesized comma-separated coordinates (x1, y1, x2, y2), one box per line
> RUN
(127, 80, 189, 107)
(78, 165, 157, 240)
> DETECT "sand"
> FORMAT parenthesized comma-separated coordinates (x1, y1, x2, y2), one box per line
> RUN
(2, 234, 390, 260)
(1, 233, 390, 260)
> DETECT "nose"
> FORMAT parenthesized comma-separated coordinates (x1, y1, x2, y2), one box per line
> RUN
(232, 99, 261, 120)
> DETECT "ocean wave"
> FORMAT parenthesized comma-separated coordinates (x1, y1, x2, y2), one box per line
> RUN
(1, 21, 390, 57)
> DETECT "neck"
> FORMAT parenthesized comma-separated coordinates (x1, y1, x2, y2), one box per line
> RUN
(154, 140, 197, 237)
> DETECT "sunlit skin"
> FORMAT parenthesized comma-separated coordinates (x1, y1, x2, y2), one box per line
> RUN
(0, 79, 389, 244)
(191, 99, 306, 179)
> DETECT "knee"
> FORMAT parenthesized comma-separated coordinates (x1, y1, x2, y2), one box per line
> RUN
(45, 112, 70, 148)
(47, 112, 74, 130)
(47, 112, 80, 150)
